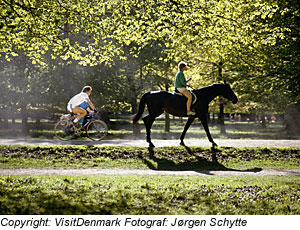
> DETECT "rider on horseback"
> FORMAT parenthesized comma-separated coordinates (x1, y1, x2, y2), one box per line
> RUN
(175, 61, 196, 116)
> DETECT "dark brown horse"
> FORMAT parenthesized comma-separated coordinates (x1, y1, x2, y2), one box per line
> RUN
(133, 82, 238, 148)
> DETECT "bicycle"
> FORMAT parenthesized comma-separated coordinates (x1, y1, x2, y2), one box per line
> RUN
(54, 110, 108, 141)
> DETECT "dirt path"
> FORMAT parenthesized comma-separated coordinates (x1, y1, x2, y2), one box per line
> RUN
(0, 169, 300, 176)
(1, 138, 300, 148)
(1, 168, 300, 176)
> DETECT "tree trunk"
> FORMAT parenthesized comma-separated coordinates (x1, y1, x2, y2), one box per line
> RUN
(131, 94, 140, 136)
(261, 114, 267, 128)
(164, 82, 170, 132)
(165, 113, 170, 132)
(219, 103, 226, 135)
(35, 114, 41, 125)
(62, 63, 73, 99)
(61, 23, 73, 99)
(21, 104, 29, 135)
(217, 59, 226, 134)
(132, 102, 141, 137)
(284, 102, 300, 134)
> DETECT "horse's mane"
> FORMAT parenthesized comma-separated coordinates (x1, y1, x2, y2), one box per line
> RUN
(193, 83, 224, 93)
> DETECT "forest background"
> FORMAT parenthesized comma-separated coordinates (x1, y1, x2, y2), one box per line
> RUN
(0, 0, 299, 136)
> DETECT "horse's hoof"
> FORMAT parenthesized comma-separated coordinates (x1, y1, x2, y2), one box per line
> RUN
(211, 142, 218, 149)
(180, 141, 185, 146)
(149, 142, 155, 148)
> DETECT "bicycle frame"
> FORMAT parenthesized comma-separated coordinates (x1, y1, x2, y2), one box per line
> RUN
(81, 111, 100, 129)
(55, 109, 107, 141)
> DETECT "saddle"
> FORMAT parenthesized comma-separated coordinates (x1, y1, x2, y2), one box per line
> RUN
(173, 89, 197, 105)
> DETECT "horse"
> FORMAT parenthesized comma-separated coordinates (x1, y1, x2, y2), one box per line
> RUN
(133, 82, 238, 148)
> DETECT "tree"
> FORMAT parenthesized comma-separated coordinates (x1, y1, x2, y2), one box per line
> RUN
(0, 1, 287, 63)
(0, 53, 55, 134)
(1, 0, 299, 127)
(225, 0, 300, 117)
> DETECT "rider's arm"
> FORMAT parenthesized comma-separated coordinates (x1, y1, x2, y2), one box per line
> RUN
(86, 99, 95, 111)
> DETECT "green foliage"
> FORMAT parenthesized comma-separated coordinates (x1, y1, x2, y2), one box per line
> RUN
(1, 0, 299, 116)
(0, 0, 293, 65)
(89, 41, 171, 113)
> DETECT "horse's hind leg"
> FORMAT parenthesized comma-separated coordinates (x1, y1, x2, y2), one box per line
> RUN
(180, 117, 195, 146)
(142, 114, 157, 148)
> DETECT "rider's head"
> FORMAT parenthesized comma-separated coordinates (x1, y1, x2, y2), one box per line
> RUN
(82, 86, 92, 95)
(178, 61, 187, 71)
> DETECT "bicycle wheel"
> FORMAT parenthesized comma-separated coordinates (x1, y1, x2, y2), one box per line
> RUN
(86, 119, 108, 141)
(54, 120, 75, 140)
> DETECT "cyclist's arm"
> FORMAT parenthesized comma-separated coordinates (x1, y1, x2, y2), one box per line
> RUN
(86, 99, 95, 111)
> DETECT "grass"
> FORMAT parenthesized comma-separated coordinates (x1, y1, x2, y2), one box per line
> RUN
(0, 145, 300, 215)
(1, 145, 300, 170)
(0, 175, 300, 214)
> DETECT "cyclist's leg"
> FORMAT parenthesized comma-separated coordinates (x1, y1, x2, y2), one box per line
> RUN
(77, 101, 90, 124)
(72, 107, 87, 123)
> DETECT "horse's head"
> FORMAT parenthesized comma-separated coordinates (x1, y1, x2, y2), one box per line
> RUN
(221, 81, 238, 104)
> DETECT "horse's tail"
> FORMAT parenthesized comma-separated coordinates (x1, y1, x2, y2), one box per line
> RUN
(133, 92, 150, 124)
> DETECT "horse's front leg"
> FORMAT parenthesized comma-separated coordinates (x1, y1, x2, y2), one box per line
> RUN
(199, 115, 217, 148)
(180, 117, 195, 146)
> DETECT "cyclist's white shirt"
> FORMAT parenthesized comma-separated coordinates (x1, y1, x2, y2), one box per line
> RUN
(67, 92, 89, 112)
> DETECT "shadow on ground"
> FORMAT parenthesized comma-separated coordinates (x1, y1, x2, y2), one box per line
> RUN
(143, 145, 262, 176)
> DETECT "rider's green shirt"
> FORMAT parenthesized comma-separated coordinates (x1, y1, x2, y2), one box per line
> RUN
(175, 70, 187, 89)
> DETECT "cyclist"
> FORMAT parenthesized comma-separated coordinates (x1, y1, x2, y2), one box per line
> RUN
(67, 86, 95, 125)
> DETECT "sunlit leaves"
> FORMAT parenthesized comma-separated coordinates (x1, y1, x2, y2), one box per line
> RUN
(0, 0, 290, 66)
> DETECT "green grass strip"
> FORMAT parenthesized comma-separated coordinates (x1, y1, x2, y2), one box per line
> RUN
(1, 145, 300, 170)
(0, 175, 300, 215)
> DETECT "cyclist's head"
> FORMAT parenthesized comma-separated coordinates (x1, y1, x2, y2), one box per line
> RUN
(82, 86, 92, 94)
